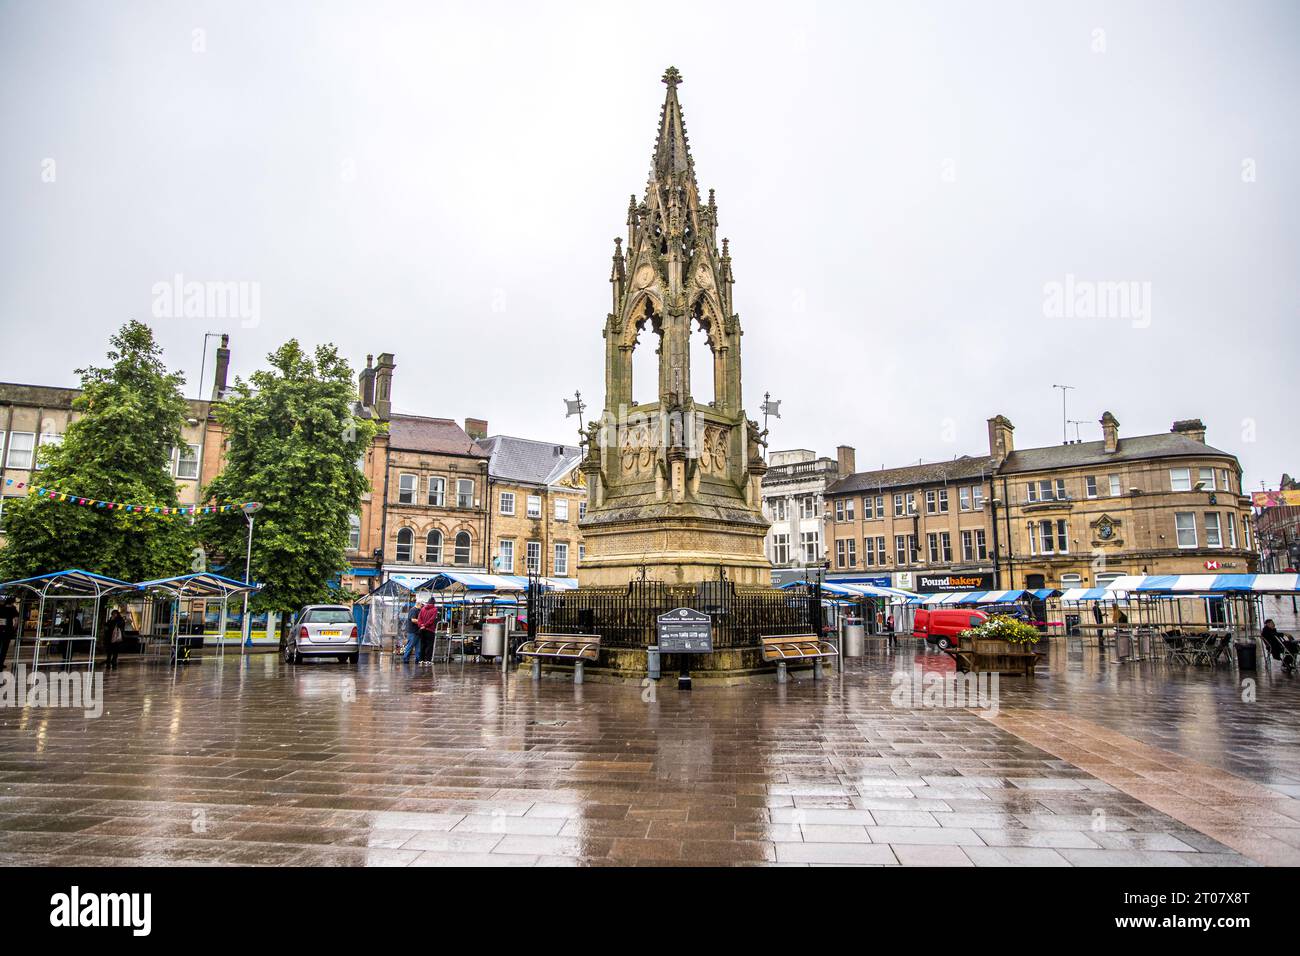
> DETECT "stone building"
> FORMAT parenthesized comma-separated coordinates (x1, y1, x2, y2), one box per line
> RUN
(0, 335, 234, 547)
(824, 454, 997, 592)
(760, 447, 854, 584)
(991, 414, 1256, 593)
(479, 436, 585, 578)
(824, 411, 1257, 597)
(579, 67, 771, 585)
(1254, 474, 1300, 574)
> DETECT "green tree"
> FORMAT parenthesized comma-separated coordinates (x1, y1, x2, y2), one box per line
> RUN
(198, 341, 377, 622)
(0, 321, 195, 581)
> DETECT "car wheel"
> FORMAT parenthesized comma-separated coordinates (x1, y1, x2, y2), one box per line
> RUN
(936, 637, 952, 650)
(347, 653, 359, 665)
(286, 645, 299, 664)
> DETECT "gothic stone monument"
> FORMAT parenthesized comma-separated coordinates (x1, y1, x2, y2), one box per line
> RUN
(578, 67, 772, 588)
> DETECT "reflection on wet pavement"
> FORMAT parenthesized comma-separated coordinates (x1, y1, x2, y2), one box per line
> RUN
(1, 640, 1296, 865)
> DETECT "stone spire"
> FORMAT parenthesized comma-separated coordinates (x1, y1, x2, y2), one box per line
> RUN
(651, 66, 695, 188)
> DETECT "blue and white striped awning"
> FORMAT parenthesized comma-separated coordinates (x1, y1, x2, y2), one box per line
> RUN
(415, 572, 580, 593)
(908, 589, 1029, 605)
(1059, 587, 1110, 602)
(781, 580, 913, 601)
(1104, 573, 1300, 595)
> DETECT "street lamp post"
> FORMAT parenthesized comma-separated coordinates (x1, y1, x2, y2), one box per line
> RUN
(240, 502, 263, 652)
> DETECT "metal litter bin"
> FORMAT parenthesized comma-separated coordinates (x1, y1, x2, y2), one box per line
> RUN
(844, 624, 865, 657)
(1114, 630, 1133, 661)
(1235, 640, 1257, 671)
(481, 619, 505, 658)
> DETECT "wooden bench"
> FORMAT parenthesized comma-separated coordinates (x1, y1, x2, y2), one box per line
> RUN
(761, 634, 838, 683)
(516, 634, 601, 684)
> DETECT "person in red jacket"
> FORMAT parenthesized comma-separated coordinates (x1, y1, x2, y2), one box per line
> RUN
(416, 599, 441, 665)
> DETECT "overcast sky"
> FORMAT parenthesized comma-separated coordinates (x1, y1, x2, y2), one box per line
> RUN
(1, 0, 1296, 488)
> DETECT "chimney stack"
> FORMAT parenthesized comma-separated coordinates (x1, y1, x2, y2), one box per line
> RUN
(211, 334, 231, 401)
(374, 353, 396, 421)
(465, 418, 489, 441)
(836, 445, 856, 477)
(987, 415, 1015, 466)
(1101, 411, 1120, 453)
(1171, 418, 1206, 444)
(358, 355, 376, 410)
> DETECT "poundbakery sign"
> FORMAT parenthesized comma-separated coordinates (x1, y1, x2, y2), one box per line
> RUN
(916, 572, 994, 592)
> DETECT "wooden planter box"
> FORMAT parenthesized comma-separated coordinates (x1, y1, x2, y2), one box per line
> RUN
(946, 636, 1042, 676)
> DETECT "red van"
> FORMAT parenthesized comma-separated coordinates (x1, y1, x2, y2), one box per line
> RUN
(913, 608, 988, 650)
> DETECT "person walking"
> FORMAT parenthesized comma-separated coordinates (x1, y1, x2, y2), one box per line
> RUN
(104, 607, 127, 669)
(402, 602, 422, 663)
(0, 596, 18, 671)
(416, 599, 440, 665)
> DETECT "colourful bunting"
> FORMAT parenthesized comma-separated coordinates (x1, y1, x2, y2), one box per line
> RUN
(13, 482, 260, 518)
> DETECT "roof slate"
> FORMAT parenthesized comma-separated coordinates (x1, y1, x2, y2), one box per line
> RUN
(479, 435, 582, 487)
(387, 415, 487, 458)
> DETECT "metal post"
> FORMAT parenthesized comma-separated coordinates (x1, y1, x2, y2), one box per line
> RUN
(242, 514, 254, 654)
(574, 659, 584, 685)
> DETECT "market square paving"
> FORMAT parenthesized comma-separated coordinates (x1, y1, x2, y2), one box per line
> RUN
(1, 641, 1297, 867)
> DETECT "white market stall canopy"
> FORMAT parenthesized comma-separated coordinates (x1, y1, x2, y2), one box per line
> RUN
(414, 571, 578, 593)
(1104, 573, 1300, 595)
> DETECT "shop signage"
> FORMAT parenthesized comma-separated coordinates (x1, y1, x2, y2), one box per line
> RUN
(915, 571, 995, 592)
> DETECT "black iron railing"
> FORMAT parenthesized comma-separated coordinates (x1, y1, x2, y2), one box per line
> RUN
(532, 580, 819, 650)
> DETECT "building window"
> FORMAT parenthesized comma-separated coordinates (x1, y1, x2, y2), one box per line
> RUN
(499, 492, 515, 516)
(1085, 476, 1098, 499)
(454, 531, 472, 565)
(1197, 468, 1216, 491)
(836, 539, 847, 568)
(770, 498, 787, 522)
(1109, 475, 1121, 497)
(975, 529, 987, 560)
(173, 443, 200, 480)
(4, 432, 35, 470)
(578, 501, 587, 520)
(1220, 469, 1231, 493)
(939, 489, 949, 513)
(578, 545, 585, 563)
(940, 532, 952, 563)
(425, 530, 443, 563)
(927, 533, 939, 564)
(428, 477, 445, 506)
(395, 528, 414, 562)
(1096, 571, 1123, 588)
(864, 537, 875, 566)
(959, 487, 970, 511)
(527, 495, 541, 518)
(526, 540, 541, 574)
(555, 498, 569, 522)
(834, 500, 844, 522)
(498, 539, 514, 573)
(1175, 512, 1197, 548)
(845, 499, 855, 521)
(905, 492, 916, 515)
(398, 473, 417, 505)
(800, 496, 818, 520)
(772, 533, 790, 565)
(835, 539, 857, 568)
(893, 494, 904, 517)
(554, 542, 569, 576)
(973, 486, 984, 510)
(895, 535, 907, 565)
(962, 530, 975, 562)
(1028, 479, 1066, 502)
(1170, 468, 1192, 492)
(1204, 512, 1222, 548)
(1061, 572, 1082, 589)
(34, 431, 62, 470)
(347, 514, 361, 551)
(800, 530, 820, 563)
(456, 479, 474, 509)
(926, 490, 937, 514)
(875, 536, 887, 565)
(1226, 512, 1237, 548)
(873, 495, 884, 518)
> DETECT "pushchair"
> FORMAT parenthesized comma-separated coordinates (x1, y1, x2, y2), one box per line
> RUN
(1261, 630, 1298, 676)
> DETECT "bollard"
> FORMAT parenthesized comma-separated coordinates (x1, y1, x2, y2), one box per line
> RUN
(647, 645, 661, 681)
(531, 658, 540, 680)
(776, 661, 787, 684)
(814, 658, 824, 680)
(574, 660, 584, 685)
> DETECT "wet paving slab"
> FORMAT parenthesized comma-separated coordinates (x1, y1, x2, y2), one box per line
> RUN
(0, 640, 1296, 866)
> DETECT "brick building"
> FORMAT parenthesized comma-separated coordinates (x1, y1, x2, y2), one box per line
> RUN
(479, 435, 585, 578)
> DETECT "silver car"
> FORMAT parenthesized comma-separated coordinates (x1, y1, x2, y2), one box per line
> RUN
(284, 605, 359, 664)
